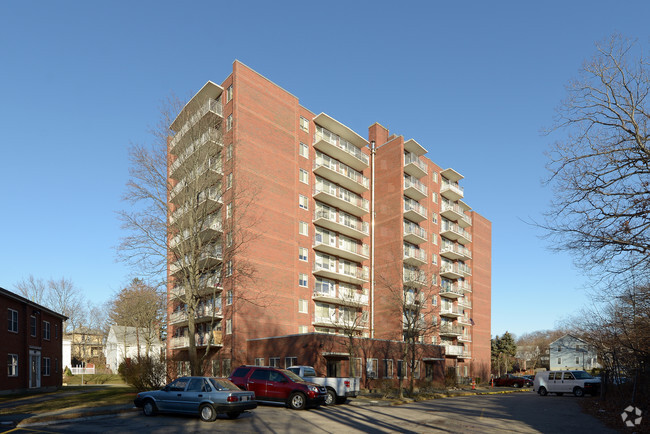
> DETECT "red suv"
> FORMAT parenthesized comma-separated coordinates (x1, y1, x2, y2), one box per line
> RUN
(229, 366, 327, 410)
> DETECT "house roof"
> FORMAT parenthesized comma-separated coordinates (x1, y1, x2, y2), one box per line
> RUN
(108, 325, 161, 346)
(0, 286, 68, 320)
(549, 334, 586, 346)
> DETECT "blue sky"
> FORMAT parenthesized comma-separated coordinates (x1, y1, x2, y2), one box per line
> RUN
(1, 1, 648, 338)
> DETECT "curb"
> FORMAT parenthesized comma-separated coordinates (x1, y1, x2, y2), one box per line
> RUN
(350, 388, 532, 406)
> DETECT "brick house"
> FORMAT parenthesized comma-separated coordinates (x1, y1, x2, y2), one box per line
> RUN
(1, 287, 67, 393)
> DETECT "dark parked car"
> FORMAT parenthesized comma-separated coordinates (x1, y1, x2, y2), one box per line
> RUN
(229, 366, 327, 410)
(492, 374, 532, 388)
(134, 377, 256, 421)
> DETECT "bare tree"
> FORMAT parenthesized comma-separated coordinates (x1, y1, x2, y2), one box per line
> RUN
(15, 275, 47, 305)
(46, 277, 85, 334)
(543, 34, 650, 280)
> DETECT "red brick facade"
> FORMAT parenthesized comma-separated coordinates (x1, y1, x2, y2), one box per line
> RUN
(166, 61, 491, 386)
(1, 287, 66, 393)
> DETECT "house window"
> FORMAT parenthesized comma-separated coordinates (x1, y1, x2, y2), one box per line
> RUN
(30, 315, 37, 337)
(299, 142, 309, 158)
(299, 221, 308, 236)
(226, 319, 232, 335)
(285, 357, 297, 368)
(299, 116, 309, 132)
(298, 325, 308, 334)
(299, 247, 308, 261)
(383, 359, 393, 379)
(8, 354, 18, 377)
(269, 357, 280, 367)
(43, 321, 51, 340)
(226, 85, 233, 102)
(55, 324, 58, 339)
(43, 358, 51, 376)
(8, 309, 18, 333)
(557, 347, 561, 352)
(298, 299, 308, 313)
(299, 274, 308, 288)
(226, 114, 233, 131)
(55, 358, 59, 374)
(299, 195, 309, 210)
(255, 358, 265, 366)
(557, 357, 562, 364)
(299, 168, 309, 184)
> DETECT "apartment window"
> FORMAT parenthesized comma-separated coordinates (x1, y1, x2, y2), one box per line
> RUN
(226, 290, 233, 305)
(432, 213, 438, 224)
(299, 273, 308, 288)
(255, 358, 265, 366)
(383, 359, 393, 378)
(8, 309, 18, 333)
(299, 142, 309, 158)
(43, 358, 51, 376)
(432, 172, 438, 183)
(226, 203, 232, 219)
(432, 234, 438, 245)
(298, 325, 308, 334)
(299, 247, 308, 261)
(432, 336, 437, 344)
(269, 357, 280, 368)
(432, 316, 437, 325)
(226, 319, 232, 335)
(226, 114, 233, 131)
(226, 85, 233, 102)
(8, 354, 18, 377)
(30, 315, 37, 337)
(299, 116, 309, 132)
(299, 168, 309, 184)
(226, 231, 233, 247)
(226, 260, 233, 276)
(299, 221, 308, 236)
(226, 143, 233, 160)
(285, 357, 298, 368)
(432, 254, 438, 265)
(432, 296, 437, 306)
(367, 359, 378, 379)
(226, 173, 233, 189)
(43, 321, 51, 340)
(432, 193, 438, 204)
(298, 299, 308, 313)
(299, 195, 309, 210)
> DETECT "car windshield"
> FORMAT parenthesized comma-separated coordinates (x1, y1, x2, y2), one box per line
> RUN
(281, 369, 304, 382)
(572, 371, 593, 379)
(209, 378, 241, 391)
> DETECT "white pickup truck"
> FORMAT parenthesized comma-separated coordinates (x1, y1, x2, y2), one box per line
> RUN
(287, 365, 360, 405)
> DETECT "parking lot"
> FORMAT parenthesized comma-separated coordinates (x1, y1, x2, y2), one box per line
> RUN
(5, 391, 618, 433)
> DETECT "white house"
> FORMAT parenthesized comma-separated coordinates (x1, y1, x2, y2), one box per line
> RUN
(549, 334, 601, 371)
(104, 326, 164, 373)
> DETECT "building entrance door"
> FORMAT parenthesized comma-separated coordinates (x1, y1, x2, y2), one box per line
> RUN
(29, 349, 41, 388)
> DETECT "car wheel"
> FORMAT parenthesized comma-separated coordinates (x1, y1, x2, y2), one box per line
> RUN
(512, 383, 520, 388)
(142, 400, 157, 416)
(538, 387, 548, 396)
(556, 393, 564, 396)
(573, 387, 584, 398)
(324, 389, 336, 406)
(227, 411, 242, 419)
(199, 404, 217, 422)
(288, 392, 306, 410)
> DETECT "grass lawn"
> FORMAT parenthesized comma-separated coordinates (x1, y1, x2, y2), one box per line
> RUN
(0, 386, 137, 415)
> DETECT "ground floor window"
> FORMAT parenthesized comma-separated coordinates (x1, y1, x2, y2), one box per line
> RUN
(223, 359, 231, 377)
(269, 357, 280, 367)
(285, 357, 297, 368)
(177, 360, 190, 376)
(211, 360, 220, 377)
(8, 354, 18, 377)
(351, 358, 362, 378)
(383, 359, 393, 379)
(43, 357, 51, 376)
(255, 358, 265, 366)
(397, 360, 406, 379)
(413, 361, 420, 379)
(366, 358, 378, 379)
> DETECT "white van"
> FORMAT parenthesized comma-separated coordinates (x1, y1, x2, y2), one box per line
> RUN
(533, 370, 600, 397)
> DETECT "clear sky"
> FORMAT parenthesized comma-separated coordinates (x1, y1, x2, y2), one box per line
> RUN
(1, 1, 648, 338)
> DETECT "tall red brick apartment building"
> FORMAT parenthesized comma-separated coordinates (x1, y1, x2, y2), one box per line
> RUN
(167, 61, 491, 385)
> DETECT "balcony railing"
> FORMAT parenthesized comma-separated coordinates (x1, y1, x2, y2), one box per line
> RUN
(441, 220, 472, 243)
(314, 180, 369, 216)
(170, 331, 223, 349)
(440, 305, 462, 316)
(440, 242, 472, 260)
(403, 268, 427, 287)
(444, 345, 470, 357)
(313, 289, 369, 306)
(170, 128, 221, 174)
(313, 152, 369, 193)
(313, 234, 369, 261)
(441, 179, 464, 200)
(403, 244, 427, 264)
(403, 221, 427, 243)
(441, 201, 472, 226)
(314, 208, 369, 238)
(314, 126, 369, 167)
(313, 262, 370, 284)
(440, 324, 463, 336)
(404, 197, 427, 222)
(170, 99, 223, 152)
(404, 175, 428, 199)
(404, 152, 428, 177)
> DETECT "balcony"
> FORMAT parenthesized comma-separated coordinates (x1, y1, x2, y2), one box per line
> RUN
(170, 331, 223, 349)
(313, 289, 369, 307)
(403, 244, 427, 266)
(170, 245, 223, 276)
(403, 268, 427, 288)
(457, 280, 472, 293)
(403, 197, 427, 223)
(313, 153, 369, 194)
(440, 242, 472, 261)
(441, 179, 464, 201)
(458, 334, 472, 343)
(404, 175, 428, 200)
(439, 324, 463, 337)
(440, 220, 472, 245)
(313, 208, 368, 240)
(170, 128, 222, 177)
(170, 98, 224, 155)
(440, 201, 472, 228)
(404, 152, 428, 179)
(313, 235, 369, 263)
(443, 345, 470, 358)
(457, 298, 472, 309)
(403, 221, 427, 245)
(313, 262, 369, 285)
(313, 124, 369, 172)
(439, 284, 464, 299)
(313, 180, 369, 217)
(457, 350, 471, 359)
(440, 262, 464, 280)
(170, 277, 222, 300)
(440, 305, 462, 318)
(457, 316, 473, 326)
(169, 303, 223, 326)
(169, 186, 223, 223)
